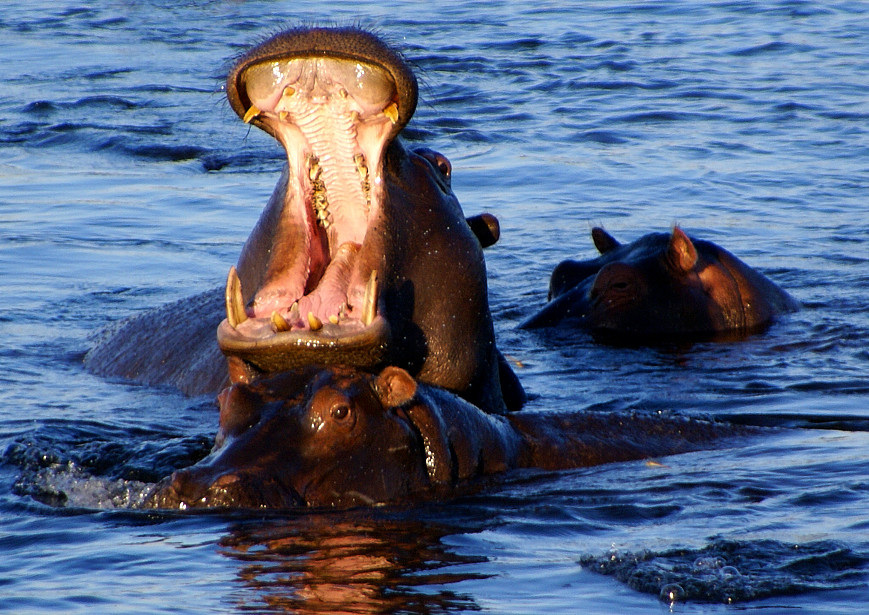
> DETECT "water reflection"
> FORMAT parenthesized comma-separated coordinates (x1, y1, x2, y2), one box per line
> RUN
(218, 511, 488, 613)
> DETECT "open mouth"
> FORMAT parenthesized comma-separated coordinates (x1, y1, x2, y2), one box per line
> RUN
(217, 34, 414, 374)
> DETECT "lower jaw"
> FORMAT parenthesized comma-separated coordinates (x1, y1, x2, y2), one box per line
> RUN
(216, 314, 391, 376)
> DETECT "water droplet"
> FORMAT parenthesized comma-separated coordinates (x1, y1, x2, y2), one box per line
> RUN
(720, 565, 741, 580)
(659, 583, 685, 604)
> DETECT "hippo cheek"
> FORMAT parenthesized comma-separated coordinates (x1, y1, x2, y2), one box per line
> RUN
(300, 453, 424, 508)
(298, 413, 433, 507)
(216, 28, 422, 377)
(697, 263, 747, 330)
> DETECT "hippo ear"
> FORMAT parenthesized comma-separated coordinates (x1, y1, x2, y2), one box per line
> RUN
(466, 213, 501, 248)
(216, 384, 262, 447)
(375, 367, 452, 485)
(374, 366, 418, 408)
(591, 227, 620, 254)
(667, 226, 698, 273)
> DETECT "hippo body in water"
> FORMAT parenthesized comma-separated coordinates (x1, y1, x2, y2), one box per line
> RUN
(85, 27, 524, 413)
(521, 226, 799, 342)
(145, 366, 750, 510)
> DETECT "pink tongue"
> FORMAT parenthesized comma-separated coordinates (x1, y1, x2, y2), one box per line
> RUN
(284, 242, 359, 330)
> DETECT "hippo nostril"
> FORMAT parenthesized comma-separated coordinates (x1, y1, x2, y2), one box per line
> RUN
(212, 473, 241, 488)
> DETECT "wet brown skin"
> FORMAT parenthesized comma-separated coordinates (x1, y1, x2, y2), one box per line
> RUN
(145, 366, 753, 510)
(521, 226, 799, 341)
(84, 27, 523, 413)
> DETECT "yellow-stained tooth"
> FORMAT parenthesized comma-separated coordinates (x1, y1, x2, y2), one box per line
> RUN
(271, 311, 291, 333)
(383, 102, 398, 124)
(225, 266, 247, 328)
(283, 85, 295, 97)
(362, 270, 378, 326)
(279, 111, 289, 121)
(307, 312, 323, 331)
(242, 105, 260, 124)
(328, 315, 339, 325)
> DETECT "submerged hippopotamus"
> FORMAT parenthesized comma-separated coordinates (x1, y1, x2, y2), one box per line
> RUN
(145, 366, 749, 509)
(521, 226, 799, 341)
(85, 27, 523, 413)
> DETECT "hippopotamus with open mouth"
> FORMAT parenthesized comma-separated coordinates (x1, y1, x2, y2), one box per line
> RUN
(85, 27, 523, 414)
(521, 226, 799, 342)
(145, 365, 749, 510)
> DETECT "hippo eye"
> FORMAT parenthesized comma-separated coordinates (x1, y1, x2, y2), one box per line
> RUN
(415, 148, 452, 186)
(434, 155, 451, 178)
(330, 403, 352, 422)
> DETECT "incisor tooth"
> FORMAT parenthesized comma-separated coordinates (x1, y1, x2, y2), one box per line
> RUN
(328, 315, 339, 325)
(362, 270, 378, 326)
(242, 105, 260, 124)
(383, 102, 398, 124)
(307, 312, 323, 331)
(225, 266, 247, 327)
(271, 311, 291, 332)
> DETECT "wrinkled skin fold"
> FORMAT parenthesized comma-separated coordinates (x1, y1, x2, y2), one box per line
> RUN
(84, 26, 523, 414)
(521, 226, 799, 342)
(144, 366, 754, 510)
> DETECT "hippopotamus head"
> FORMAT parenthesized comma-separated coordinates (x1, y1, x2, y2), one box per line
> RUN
(146, 366, 460, 509)
(522, 226, 799, 340)
(216, 26, 521, 414)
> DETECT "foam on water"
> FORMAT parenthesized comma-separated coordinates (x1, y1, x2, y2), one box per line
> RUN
(15, 461, 153, 510)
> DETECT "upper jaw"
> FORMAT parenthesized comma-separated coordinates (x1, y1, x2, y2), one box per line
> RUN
(240, 55, 398, 265)
(218, 30, 415, 377)
(226, 27, 418, 146)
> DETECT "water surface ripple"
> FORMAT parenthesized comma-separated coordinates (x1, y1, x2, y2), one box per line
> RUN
(1, 1, 867, 613)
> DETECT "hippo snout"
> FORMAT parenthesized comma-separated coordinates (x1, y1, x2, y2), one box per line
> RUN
(144, 467, 304, 510)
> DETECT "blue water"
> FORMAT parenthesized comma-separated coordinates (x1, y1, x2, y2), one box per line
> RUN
(2, 1, 868, 613)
